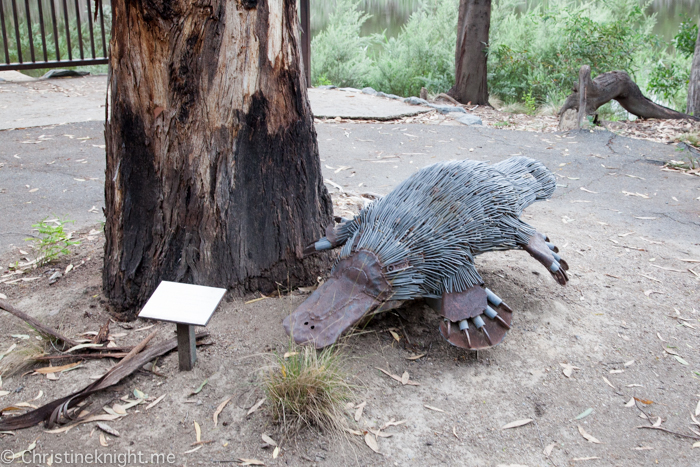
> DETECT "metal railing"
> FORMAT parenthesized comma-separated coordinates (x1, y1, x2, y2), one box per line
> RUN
(0, 0, 110, 71)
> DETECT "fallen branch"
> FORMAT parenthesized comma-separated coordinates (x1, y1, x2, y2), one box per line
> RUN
(0, 330, 210, 430)
(637, 425, 700, 441)
(559, 66, 699, 127)
(0, 298, 78, 347)
(32, 353, 129, 361)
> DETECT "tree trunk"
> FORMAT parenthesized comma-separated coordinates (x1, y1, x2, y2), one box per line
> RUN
(448, 0, 491, 105)
(558, 67, 699, 124)
(686, 24, 700, 116)
(104, 0, 333, 318)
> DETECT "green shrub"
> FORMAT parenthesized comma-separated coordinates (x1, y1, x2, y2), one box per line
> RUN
(673, 16, 698, 59)
(310, 0, 377, 87)
(488, 0, 658, 105)
(371, 0, 458, 97)
(26, 217, 80, 266)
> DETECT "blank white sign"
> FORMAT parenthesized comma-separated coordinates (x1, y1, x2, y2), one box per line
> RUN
(138, 281, 227, 326)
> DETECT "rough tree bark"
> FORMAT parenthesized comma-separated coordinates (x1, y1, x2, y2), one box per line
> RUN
(104, 0, 333, 318)
(448, 0, 491, 105)
(686, 24, 700, 116)
(558, 66, 699, 126)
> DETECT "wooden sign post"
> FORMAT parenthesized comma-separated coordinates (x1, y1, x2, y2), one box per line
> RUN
(138, 281, 226, 371)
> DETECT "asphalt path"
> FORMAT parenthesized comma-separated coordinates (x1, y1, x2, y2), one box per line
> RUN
(0, 120, 698, 255)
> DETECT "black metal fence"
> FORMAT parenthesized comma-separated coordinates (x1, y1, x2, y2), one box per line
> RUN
(0, 0, 110, 71)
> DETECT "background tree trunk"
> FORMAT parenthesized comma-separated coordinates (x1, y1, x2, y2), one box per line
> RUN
(686, 24, 700, 116)
(104, 0, 333, 318)
(448, 0, 491, 105)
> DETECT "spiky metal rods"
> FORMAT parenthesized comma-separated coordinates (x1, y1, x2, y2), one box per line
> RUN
(285, 156, 569, 349)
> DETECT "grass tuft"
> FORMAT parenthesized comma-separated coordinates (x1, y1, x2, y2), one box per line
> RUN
(262, 343, 352, 435)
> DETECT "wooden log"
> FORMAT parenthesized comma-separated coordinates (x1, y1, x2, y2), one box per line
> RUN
(559, 67, 699, 124)
(0, 298, 78, 347)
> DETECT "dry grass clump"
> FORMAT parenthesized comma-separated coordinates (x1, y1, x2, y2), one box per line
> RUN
(0, 341, 46, 377)
(262, 344, 352, 434)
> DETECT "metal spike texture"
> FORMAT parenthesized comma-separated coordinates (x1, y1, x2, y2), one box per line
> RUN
(329, 156, 555, 300)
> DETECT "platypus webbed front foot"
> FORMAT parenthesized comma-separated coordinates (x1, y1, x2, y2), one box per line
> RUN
(427, 286, 513, 350)
(524, 232, 569, 285)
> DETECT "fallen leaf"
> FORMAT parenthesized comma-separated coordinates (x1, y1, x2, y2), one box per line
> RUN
(214, 398, 231, 426)
(624, 397, 635, 407)
(344, 428, 363, 436)
(376, 367, 420, 386)
(99, 433, 109, 447)
(695, 400, 700, 417)
(273, 446, 280, 459)
(453, 425, 461, 440)
(652, 417, 662, 427)
(146, 394, 166, 410)
(354, 401, 366, 422)
(575, 408, 593, 420)
(631, 446, 653, 451)
(560, 362, 580, 378)
(261, 434, 277, 446)
(381, 419, 406, 429)
(0, 391, 9, 397)
(674, 356, 689, 365)
(238, 458, 265, 465)
(191, 379, 209, 395)
(194, 421, 201, 442)
(502, 419, 532, 429)
(544, 443, 555, 456)
(97, 423, 120, 437)
(693, 442, 700, 449)
(406, 353, 426, 360)
(389, 330, 401, 342)
(247, 398, 265, 416)
(610, 369, 625, 374)
(578, 425, 602, 443)
(424, 405, 446, 413)
(44, 414, 123, 434)
(283, 351, 298, 359)
(112, 404, 126, 415)
(580, 187, 597, 193)
(602, 377, 615, 389)
(183, 446, 202, 454)
(633, 397, 654, 405)
(364, 432, 380, 453)
(133, 388, 147, 399)
(572, 457, 601, 461)
(401, 371, 410, 385)
(624, 360, 635, 367)
(34, 362, 81, 374)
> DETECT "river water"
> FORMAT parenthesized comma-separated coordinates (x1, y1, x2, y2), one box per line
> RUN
(311, 0, 700, 43)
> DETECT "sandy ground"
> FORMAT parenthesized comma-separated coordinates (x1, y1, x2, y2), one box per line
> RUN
(1, 197, 699, 466)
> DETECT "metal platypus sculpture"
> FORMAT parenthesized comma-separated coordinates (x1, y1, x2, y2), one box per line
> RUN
(283, 156, 569, 350)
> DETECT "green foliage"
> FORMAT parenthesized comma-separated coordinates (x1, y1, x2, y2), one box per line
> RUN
(648, 60, 689, 101)
(488, 0, 657, 105)
(673, 16, 698, 59)
(310, 0, 377, 88)
(524, 89, 538, 115)
(26, 218, 80, 266)
(371, 0, 458, 97)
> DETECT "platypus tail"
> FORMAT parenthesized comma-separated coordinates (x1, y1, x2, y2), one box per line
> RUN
(492, 156, 556, 209)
